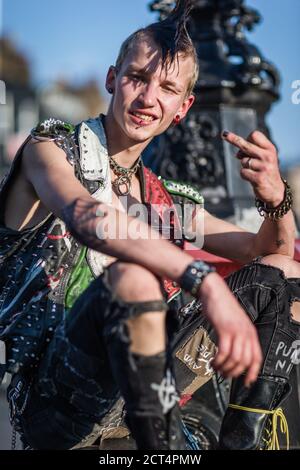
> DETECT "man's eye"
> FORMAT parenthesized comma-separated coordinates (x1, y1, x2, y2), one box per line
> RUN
(130, 74, 143, 82)
(163, 86, 176, 94)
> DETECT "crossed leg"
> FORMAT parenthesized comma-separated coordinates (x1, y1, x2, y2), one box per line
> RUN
(219, 254, 300, 450)
(109, 255, 300, 450)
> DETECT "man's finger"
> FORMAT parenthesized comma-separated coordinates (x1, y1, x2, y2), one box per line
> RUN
(220, 337, 243, 373)
(222, 130, 262, 158)
(212, 335, 231, 369)
(244, 358, 261, 387)
(224, 363, 246, 379)
(247, 130, 275, 150)
(240, 168, 261, 184)
(239, 156, 262, 172)
(244, 341, 262, 387)
(225, 340, 252, 378)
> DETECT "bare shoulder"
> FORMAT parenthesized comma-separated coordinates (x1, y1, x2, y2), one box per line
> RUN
(3, 139, 56, 231)
(22, 137, 73, 178)
(20, 135, 89, 220)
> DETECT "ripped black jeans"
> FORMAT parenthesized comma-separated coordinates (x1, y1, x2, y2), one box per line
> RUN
(14, 257, 300, 449)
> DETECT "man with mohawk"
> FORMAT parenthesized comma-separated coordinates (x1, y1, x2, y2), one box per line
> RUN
(0, 0, 299, 450)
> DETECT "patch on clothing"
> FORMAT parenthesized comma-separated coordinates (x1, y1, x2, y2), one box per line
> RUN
(175, 326, 217, 395)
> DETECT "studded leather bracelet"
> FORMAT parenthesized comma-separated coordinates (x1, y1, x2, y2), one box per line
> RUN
(180, 260, 216, 296)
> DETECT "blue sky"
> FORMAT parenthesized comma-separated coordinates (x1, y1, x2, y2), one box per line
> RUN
(1, 0, 300, 164)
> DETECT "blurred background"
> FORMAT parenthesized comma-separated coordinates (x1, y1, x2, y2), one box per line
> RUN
(0, 0, 300, 450)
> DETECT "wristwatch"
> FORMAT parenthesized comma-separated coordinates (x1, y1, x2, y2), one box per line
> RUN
(180, 260, 216, 296)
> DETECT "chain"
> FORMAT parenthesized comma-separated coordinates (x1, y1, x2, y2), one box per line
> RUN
(255, 179, 293, 221)
(109, 155, 141, 196)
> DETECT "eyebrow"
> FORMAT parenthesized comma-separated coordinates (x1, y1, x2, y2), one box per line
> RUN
(125, 65, 184, 92)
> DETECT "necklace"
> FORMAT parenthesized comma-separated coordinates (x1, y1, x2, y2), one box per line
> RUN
(109, 154, 141, 196)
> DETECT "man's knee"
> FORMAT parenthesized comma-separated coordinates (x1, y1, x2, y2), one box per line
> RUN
(260, 254, 300, 278)
(107, 261, 163, 303)
(259, 255, 300, 323)
(107, 262, 167, 355)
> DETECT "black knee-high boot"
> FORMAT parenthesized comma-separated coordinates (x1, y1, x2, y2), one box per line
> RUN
(123, 352, 186, 450)
(219, 374, 291, 450)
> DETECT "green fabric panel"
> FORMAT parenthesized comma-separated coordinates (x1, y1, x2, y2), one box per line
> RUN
(65, 246, 95, 310)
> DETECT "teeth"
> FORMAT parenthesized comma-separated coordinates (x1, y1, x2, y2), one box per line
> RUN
(132, 112, 154, 122)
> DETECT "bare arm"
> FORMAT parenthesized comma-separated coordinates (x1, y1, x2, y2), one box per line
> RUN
(193, 130, 297, 263)
(202, 208, 296, 265)
(251, 210, 296, 259)
(221, 130, 296, 258)
(201, 209, 254, 263)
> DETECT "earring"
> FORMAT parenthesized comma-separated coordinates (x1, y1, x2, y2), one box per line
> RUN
(107, 88, 113, 94)
(173, 114, 181, 125)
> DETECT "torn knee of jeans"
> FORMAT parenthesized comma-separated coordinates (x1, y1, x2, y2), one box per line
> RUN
(290, 299, 300, 324)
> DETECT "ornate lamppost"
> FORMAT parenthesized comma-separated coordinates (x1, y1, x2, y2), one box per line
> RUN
(146, 0, 280, 221)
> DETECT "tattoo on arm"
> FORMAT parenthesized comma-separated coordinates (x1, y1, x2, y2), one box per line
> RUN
(61, 198, 107, 249)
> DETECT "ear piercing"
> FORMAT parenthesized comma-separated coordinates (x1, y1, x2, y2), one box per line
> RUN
(173, 114, 181, 125)
(107, 88, 113, 94)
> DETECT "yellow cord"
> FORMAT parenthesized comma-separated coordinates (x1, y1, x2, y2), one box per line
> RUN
(228, 404, 289, 450)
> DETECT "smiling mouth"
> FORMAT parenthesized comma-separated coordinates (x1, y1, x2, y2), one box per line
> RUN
(130, 111, 157, 123)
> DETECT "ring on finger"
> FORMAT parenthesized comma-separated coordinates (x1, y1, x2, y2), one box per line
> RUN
(242, 157, 252, 170)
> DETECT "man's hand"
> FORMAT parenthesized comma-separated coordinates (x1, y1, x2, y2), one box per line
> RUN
(222, 130, 285, 207)
(199, 273, 263, 387)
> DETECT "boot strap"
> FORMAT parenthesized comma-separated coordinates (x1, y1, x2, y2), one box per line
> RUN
(228, 404, 289, 450)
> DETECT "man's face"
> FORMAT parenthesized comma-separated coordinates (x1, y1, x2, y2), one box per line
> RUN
(106, 36, 195, 145)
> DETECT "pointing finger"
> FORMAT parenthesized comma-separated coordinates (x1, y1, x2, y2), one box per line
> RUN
(221, 130, 262, 158)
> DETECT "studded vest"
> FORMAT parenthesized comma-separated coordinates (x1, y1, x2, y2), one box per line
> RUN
(0, 116, 203, 382)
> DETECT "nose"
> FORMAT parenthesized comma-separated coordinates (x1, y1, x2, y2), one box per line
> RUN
(138, 82, 157, 107)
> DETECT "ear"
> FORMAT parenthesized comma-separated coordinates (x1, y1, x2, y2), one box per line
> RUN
(177, 94, 195, 119)
(105, 66, 117, 93)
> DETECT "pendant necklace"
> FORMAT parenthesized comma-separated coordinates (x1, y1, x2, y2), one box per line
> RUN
(109, 154, 141, 196)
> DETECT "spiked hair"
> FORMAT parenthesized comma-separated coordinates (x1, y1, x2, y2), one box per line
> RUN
(115, 0, 199, 96)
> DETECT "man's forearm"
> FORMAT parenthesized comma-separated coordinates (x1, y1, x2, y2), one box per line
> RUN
(61, 196, 194, 282)
(251, 210, 296, 258)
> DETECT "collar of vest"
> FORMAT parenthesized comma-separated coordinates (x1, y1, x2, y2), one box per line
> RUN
(77, 115, 113, 204)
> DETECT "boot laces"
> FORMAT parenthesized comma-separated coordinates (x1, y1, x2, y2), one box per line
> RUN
(228, 403, 289, 450)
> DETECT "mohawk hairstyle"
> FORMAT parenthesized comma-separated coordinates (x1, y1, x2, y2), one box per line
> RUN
(115, 0, 199, 96)
(148, 0, 194, 65)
